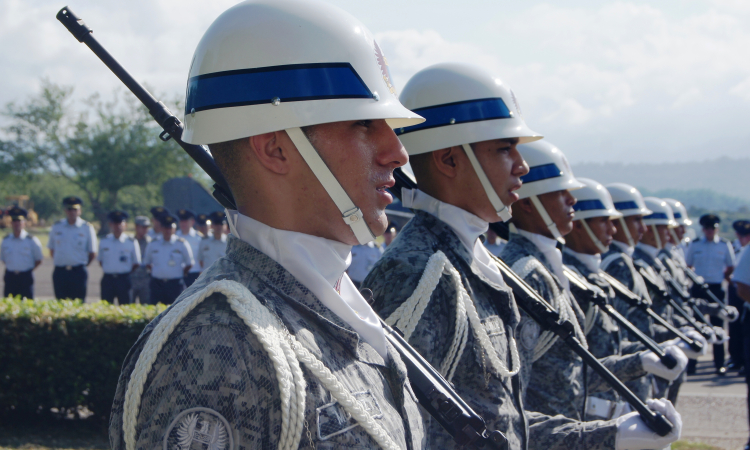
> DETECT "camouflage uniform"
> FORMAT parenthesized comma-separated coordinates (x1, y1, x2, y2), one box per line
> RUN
(658, 246, 722, 318)
(500, 234, 645, 425)
(365, 211, 618, 450)
(601, 244, 664, 342)
(109, 235, 425, 450)
(563, 251, 652, 405)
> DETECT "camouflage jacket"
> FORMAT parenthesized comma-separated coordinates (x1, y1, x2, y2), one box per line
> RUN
(500, 234, 644, 420)
(109, 235, 425, 450)
(563, 252, 651, 404)
(363, 211, 529, 450)
(658, 247, 722, 318)
(633, 246, 688, 329)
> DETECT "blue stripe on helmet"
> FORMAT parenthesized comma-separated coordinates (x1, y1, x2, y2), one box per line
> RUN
(395, 97, 512, 135)
(574, 199, 607, 212)
(614, 201, 639, 211)
(520, 163, 563, 183)
(185, 63, 373, 114)
(673, 212, 683, 219)
(644, 212, 669, 220)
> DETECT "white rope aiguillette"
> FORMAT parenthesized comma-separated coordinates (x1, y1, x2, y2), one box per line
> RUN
(386, 251, 520, 381)
(123, 280, 398, 450)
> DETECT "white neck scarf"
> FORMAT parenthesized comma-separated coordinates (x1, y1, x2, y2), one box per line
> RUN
(515, 228, 571, 291)
(611, 240, 635, 258)
(563, 247, 602, 274)
(402, 188, 505, 286)
(636, 242, 660, 259)
(226, 210, 387, 358)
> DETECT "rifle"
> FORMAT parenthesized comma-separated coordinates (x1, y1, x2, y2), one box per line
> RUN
(678, 262, 737, 319)
(393, 169, 674, 437)
(56, 7, 507, 448)
(562, 267, 677, 369)
(652, 259, 715, 329)
(597, 271, 704, 353)
(636, 265, 714, 340)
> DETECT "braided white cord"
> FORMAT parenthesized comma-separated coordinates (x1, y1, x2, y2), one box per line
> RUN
(386, 251, 519, 380)
(511, 257, 588, 362)
(123, 280, 306, 450)
(289, 337, 401, 450)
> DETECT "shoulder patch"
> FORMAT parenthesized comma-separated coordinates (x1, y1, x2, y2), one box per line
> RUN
(519, 317, 540, 351)
(164, 407, 232, 450)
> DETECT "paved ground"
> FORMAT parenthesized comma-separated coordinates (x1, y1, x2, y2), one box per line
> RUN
(24, 257, 103, 302)
(678, 352, 747, 450)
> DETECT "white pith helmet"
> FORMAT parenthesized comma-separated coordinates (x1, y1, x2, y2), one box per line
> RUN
(570, 178, 622, 253)
(643, 197, 677, 249)
(397, 63, 542, 222)
(605, 183, 652, 217)
(515, 141, 585, 244)
(605, 183, 653, 247)
(182, 0, 425, 244)
(663, 198, 692, 226)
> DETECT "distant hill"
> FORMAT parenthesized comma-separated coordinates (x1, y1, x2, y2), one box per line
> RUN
(637, 188, 749, 212)
(573, 157, 750, 204)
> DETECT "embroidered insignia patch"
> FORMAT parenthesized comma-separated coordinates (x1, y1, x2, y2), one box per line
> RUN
(373, 40, 396, 96)
(163, 407, 233, 450)
(519, 318, 541, 351)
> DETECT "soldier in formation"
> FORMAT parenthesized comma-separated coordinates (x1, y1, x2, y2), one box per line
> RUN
(142, 213, 193, 305)
(1, 206, 43, 299)
(176, 209, 203, 287)
(98, 210, 141, 304)
(130, 216, 152, 304)
(197, 211, 227, 270)
(47, 196, 97, 300)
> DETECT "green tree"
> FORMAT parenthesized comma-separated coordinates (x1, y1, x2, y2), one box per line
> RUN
(0, 81, 197, 233)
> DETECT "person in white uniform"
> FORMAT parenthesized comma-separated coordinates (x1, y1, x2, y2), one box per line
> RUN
(47, 196, 97, 300)
(98, 210, 141, 304)
(197, 211, 227, 269)
(142, 214, 193, 305)
(176, 208, 202, 287)
(1, 206, 43, 299)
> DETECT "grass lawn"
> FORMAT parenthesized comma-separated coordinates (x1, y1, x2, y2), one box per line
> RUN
(673, 441, 724, 450)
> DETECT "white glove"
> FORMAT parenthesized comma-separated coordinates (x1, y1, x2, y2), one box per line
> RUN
(713, 326, 729, 344)
(615, 398, 682, 450)
(719, 306, 739, 323)
(640, 345, 688, 381)
(665, 329, 708, 359)
(684, 325, 716, 344)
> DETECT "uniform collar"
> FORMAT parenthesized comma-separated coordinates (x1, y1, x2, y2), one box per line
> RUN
(226, 210, 387, 359)
(65, 217, 85, 227)
(178, 228, 197, 237)
(513, 229, 570, 291)
(562, 247, 601, 274)
(704, 234, 720, 243)
(636, 242, 660, 259)
(402, 189, 505, 286)
(12, 229, 28, 240)
(108, 232, 128, 243)
(611, 240, 634, 257)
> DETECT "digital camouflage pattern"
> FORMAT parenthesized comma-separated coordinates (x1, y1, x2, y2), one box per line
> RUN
(659, 246, 723, 318)
(563, 252, 652, 405)
(363, 211, 529, 450)
(632, 245, 688, 330)
(365, 211, 618, 450)
(500, 234, 643, 427)
(109, 235, 425, 450)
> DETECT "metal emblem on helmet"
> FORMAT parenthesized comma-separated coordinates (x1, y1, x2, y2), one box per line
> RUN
(374, 41, 396, 96)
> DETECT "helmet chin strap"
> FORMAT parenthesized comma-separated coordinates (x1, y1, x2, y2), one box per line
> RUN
(529, 195, 565, 245)
(669, 228, 680, 246)
(286, 127, 376, 245)
(461, 144, 512, 222)
(581, 219, 608, 254)
(618, 217, 635, 247)
(651, 224, 662, 249)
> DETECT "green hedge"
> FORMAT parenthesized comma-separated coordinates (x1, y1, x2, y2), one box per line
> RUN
(0, 297, 167, 422)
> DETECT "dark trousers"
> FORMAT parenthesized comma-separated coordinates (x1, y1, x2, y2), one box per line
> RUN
(4, 269, 34, 299)
(52, 265, 87, 300)
(704, 283, 726, 369)
(148, 277, 185, 305)
(728, 283, 745, 368)
(742, 310, 750, 433)
(183, 272, 200, 288)
(101, 273, 132, 304)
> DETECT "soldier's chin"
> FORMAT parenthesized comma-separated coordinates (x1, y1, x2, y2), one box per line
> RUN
(365, 208, 388, 237)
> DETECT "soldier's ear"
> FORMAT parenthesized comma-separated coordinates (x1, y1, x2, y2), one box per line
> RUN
(249, 131, 290, 175)
(432, 146, 460, 179)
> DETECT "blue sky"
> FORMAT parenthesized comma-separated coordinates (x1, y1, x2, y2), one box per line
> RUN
(2, 0, 749, 164)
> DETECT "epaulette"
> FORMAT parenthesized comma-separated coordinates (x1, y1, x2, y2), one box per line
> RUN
(178, 237, 186, 243)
